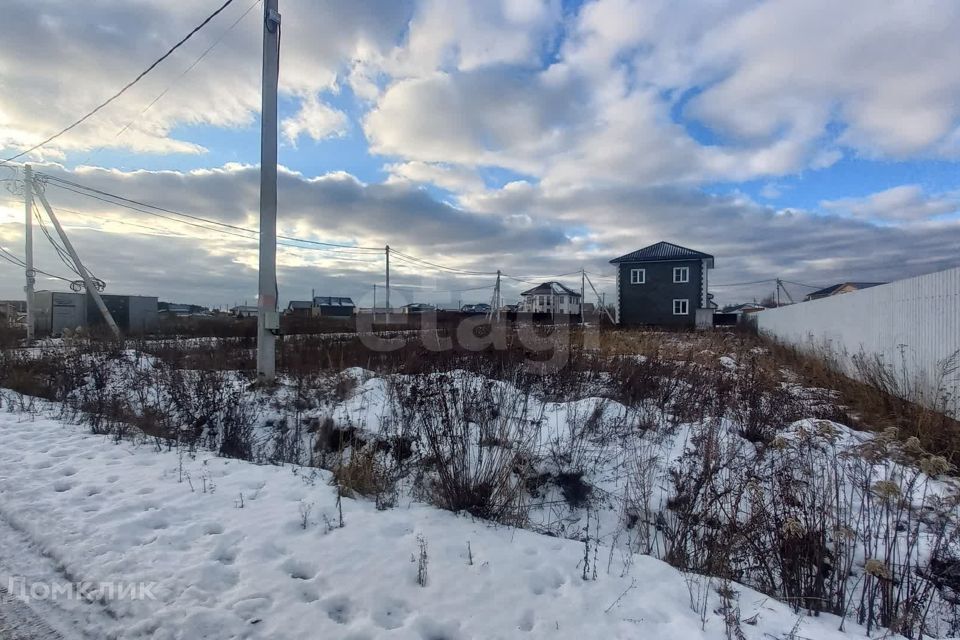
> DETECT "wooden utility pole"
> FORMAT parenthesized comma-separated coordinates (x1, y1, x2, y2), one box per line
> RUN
(256, 0, 281, 383)
(34, 184, 120, 337)
(23, 165, 34, 341)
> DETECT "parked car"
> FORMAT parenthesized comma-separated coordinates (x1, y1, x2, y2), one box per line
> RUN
(460, 304, 476, 313)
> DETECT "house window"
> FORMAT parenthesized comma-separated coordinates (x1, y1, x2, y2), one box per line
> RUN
(673, 299, 689, 315)
(630, 268, 645, 284)
(673, 266, 689, 283)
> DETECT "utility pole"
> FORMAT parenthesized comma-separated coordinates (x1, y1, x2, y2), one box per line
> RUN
(385, 245, 390, 321)
(584, 272, 616, 325)
(488, 270, 501, 321)
(23, 165, 34, 341)
(580, 268, 585, 324)
(372, 284, 377, 322)
(34, 184, 120, 338)
(256, 0, 281, 383)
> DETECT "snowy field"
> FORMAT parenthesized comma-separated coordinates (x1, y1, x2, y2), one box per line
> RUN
(0, 409, 907, 640)
(1, 329, 958, 639)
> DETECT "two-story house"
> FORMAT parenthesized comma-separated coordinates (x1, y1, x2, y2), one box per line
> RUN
(518, 282, 582, 315)
(609, 241, 714, 327)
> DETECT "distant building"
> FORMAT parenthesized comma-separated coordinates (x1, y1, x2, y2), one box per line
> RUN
(230, 305, 258, 318)
(518, 282, 582, 315)
(33, 291, 158, 336)
(610, 241, 714, 327)
(804, 282, 886, 302)
(0, 300, 27, 314)
(313, 296, 355, 318)
(159, 303, 210, 317)
(401, 303, 436, 314)
(286, 300, 313, 316)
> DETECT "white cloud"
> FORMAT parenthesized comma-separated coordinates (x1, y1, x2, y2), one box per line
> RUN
(0, 0, 411, 157)
(385, 161, 484, 192)
(821, 185, 960, 223)
(281, 96, 348, 145)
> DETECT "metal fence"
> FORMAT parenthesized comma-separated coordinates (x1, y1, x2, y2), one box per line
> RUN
(756, 266, 960, 417)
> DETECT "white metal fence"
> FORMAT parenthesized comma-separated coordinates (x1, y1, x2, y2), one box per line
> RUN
(756, 266, 960, 418)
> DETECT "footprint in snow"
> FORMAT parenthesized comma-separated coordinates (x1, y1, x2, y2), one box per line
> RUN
(528, 567, 566, 595)
(415, 617, 462, 640)
(203, 523, 225, 536)
(371, 597, 411, 630)
(281, 558, 317, 581)
(518, 609, 535, 632)
(53, 480, 75, 493)
(321, 594, 352, 624)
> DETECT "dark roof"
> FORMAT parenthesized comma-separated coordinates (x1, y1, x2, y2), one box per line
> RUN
(287, 300, 313, 310)
(609, 241, 713, 264)
(806, 282, 886, 298)
(313, 296, 355, 307)
(520, 281, 581, 297)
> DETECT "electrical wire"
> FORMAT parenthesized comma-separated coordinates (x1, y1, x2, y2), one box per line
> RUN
(1, 0, 239, 167)
(34, 203, 81, 277)
(780, 279, 826, 290)
(0, 246, 77, 283)
(115, 0, 262, 139)
(389, 249, 496, 276)
(710, 278, 777, 288)
(41, 175, 384, 252)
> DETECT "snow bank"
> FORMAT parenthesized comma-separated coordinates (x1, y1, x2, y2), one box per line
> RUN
(0, 412, 885, 640)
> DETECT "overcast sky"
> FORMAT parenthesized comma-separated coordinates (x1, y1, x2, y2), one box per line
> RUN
(2, 0, 959, 308)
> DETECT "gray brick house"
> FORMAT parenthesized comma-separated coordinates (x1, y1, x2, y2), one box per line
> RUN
(609, 242, 714, 327)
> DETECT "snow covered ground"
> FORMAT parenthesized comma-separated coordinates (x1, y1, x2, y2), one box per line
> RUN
(0, 408, 899, 640)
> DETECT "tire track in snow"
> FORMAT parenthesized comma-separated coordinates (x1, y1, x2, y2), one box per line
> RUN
(0, 505, 113, 640)
(0, 582, 64, 640)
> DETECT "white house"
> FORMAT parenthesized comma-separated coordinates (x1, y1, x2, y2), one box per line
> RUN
(518, 282, 582, 315)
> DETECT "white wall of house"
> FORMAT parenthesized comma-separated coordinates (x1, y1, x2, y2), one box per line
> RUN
(519, 293, 582, 314)
(757, 266, 960, 418)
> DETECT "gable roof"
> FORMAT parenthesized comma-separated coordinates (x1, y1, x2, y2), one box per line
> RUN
(609, 241, 714, 265)
(287, 300, 313, 310)
(313, 296, 355, 307)
(805, 282, 886, 299)
(520, 281, 581, 297)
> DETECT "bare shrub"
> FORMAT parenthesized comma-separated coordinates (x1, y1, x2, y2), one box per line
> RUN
(331, 447, 397, 509)
(396, 372, 544, 524)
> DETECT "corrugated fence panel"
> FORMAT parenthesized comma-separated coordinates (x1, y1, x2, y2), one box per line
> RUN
(756, 266, 960, 417)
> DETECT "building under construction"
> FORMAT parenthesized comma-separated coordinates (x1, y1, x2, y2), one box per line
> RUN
(33, 291, 158, 336)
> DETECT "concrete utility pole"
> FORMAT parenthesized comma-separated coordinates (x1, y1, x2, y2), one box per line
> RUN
(487, 270, 501, 321)
(34, 184, 120, 338)
(23, 165, 34, 341)
(372, 284, 377, 322)
(580, 268, 585, 324)
(585, 272, 616, 325)
(256, 0, 281, 383)
(385, 245, 390, 321)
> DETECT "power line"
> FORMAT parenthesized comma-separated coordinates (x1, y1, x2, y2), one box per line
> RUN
(1, 0, 238, 167)
(710, 278, 777, 288)
(780, 279, 826, 290)
(0, 246, 77, 283)
(390, 249, 496, 276)
(41, 174, 383, 251)
(115, 0, 262, 140)
(37, 185, 385, 266)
